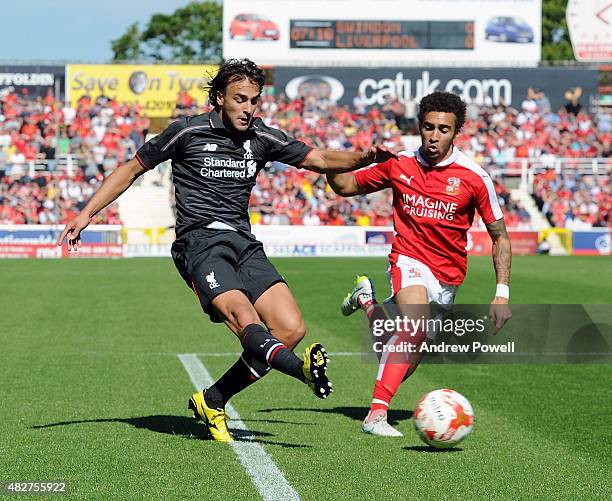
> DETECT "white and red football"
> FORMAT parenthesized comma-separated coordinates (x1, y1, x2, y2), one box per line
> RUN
(413, 389, 474, 448)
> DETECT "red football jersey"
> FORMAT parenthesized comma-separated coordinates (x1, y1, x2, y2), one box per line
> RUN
(355, 147, 503, 285)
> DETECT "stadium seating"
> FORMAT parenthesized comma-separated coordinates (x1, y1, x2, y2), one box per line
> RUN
(532, 169, 611, 229)
(1, 89, 609, 228)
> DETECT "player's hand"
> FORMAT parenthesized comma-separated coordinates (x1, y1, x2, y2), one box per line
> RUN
(56, 213, 92, 251)
(364, 144, 399, 164)
(488, 297, 512, 335)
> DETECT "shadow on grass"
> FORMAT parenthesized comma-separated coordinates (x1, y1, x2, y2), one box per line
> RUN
(31, 415, 311, 449)
(403, 445, 463, 453)
(240, 418, 314, 426)
(257, 406, 413, 425)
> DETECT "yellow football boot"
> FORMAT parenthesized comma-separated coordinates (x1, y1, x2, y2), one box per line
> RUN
(188, 390, 234, 443)
(302, 343, 333, 399)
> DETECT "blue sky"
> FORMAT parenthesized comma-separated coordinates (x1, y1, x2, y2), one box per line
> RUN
(0, 0, 196, 62)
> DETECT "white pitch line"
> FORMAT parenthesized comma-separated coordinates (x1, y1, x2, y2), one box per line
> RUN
(177, 354, 300, 501)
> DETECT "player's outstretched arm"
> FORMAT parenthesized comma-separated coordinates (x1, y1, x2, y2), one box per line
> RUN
(485, 218, 513, 333)
(56, 158, 147, 251)
(326, 171, 361, 197)
(306, 144, 397, 197)
(302, 144, 398, 174)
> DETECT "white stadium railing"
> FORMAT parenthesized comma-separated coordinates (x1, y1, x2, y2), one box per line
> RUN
(483, 157, 611, 192)
(2, 156, 610, 182)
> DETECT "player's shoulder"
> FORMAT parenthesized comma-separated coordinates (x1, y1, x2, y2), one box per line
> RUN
(150, 114, 212, 152)
(251, 117, 291, 146)
(163, 113, 210, 135)
(397, 150, 416, 159)
(451, 149, 492, 184)
(390, 149, 418, 169)
(398, 149, 417, 160)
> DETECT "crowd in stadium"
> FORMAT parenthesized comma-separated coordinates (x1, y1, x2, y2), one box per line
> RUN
(0, 92, 145, 224)
(532, 170, 610, 229)
(0, 85, 609, 228)
(0, 174, 122, 225)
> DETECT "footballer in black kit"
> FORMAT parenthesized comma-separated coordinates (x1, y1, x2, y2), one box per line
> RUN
(135, 109, 311, 322)
(57, 58, 398, 442)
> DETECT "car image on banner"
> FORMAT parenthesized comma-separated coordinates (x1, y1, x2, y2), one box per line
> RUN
(485, 16, 535, 43)
(229, 14, 280, 41)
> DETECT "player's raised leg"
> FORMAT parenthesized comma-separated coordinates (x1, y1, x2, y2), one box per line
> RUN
(191, 286, 332, 441)
(341, 274, 377, 316)
(190, 289, 302, 442)
(256, 282, 306, 349)
(201, 281, 319, 416)
(254, 282, 332, 399)
(341, 274, 398, 353)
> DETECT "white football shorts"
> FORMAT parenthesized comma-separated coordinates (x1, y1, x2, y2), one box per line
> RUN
(386, 254, 458, 306)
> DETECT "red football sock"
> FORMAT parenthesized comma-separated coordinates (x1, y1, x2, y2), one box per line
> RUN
(360, 297, 396, 359)
(370, 334, 410, 412)
(358, 294, 377, 317)
(369, 324, 427, 413)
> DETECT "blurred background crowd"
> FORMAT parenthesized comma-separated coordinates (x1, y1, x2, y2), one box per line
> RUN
(0, 87, 610, 228)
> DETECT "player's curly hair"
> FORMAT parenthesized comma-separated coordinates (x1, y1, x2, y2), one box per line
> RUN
(206, 58, 265, 109)
(417, 91, 466, 131)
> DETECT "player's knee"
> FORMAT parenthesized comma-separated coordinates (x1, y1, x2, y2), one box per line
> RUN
(281, 317, 306, 349)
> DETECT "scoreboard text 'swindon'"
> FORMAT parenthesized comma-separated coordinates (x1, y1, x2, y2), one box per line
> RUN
(290, 20, 474, 50)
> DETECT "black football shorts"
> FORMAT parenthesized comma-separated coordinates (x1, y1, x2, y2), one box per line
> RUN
(171, 228, 285, 322)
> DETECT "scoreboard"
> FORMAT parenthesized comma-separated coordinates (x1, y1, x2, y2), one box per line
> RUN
(223, 0, 542, 66)
(290, 20, 474, 50)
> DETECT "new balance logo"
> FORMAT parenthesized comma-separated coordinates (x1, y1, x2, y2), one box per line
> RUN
(206, 271, 220, 289)
(260, 339, 272, 349)
(400, 174, 414, 186)
(202, 143, 218, 152)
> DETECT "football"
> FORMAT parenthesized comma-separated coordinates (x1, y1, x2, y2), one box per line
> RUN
(413, 389, 474, 448)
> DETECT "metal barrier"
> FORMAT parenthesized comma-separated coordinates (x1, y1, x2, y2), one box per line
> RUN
(486, 157, 611, 191)
(6, 156, 608, 183)
(2, 155, 80, 178)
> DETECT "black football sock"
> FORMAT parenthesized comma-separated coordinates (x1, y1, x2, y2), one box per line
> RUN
(208, 352, 271, 407)
(241, 324, 305, 382)
(203, 386, 224, 409)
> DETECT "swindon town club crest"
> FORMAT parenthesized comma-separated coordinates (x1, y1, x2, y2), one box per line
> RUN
(446, 177, 461, 195)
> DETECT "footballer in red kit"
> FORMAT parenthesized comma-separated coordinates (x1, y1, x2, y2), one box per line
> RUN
(355, 146, 502, 287)
(327, 91, 512, 437)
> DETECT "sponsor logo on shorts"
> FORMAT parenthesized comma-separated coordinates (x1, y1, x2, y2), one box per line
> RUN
(206, 271, 220, 289)
(406, 267, 422, 278)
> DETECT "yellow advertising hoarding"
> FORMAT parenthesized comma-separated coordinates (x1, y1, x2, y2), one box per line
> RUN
(66, 64, 218, 117)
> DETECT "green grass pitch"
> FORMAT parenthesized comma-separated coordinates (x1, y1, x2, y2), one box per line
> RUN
(1, 256, 611, 500)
